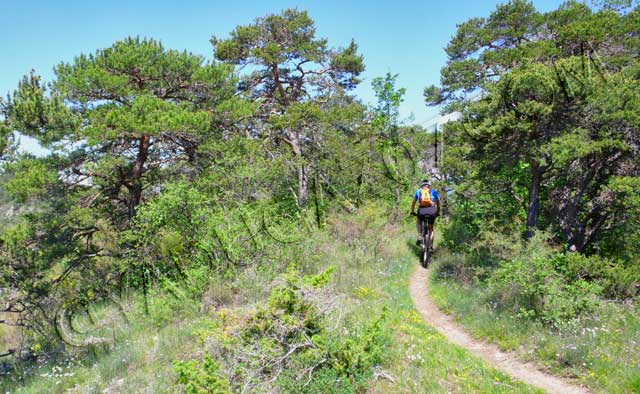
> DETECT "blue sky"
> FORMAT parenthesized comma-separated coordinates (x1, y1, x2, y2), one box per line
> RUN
(1, 0, 567, 137)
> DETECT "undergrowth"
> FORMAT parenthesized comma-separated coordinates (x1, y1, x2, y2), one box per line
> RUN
(429, 248, 640, 394)
(1, 204, 542, 393)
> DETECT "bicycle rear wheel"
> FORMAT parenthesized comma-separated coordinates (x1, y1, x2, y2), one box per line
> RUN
(421, 224, 430, 268)
(420, 225, 431, 268)
(421, 247, 428, 267)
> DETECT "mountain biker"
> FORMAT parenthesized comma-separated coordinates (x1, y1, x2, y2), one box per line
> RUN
(410, 179, 440, 252)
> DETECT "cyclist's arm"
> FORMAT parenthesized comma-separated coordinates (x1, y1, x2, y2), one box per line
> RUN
(436, 198, 441, 215)
(410, 198, 417, 215)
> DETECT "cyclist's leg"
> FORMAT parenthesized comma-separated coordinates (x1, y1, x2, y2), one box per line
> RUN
(416, 215, 423, 244)
(427, 215, 436, 250)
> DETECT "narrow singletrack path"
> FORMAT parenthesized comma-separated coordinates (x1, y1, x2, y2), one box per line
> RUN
(409, 265, 589, 394)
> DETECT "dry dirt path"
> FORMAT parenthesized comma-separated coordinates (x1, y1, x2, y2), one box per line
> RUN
(409, 265, 590, 394)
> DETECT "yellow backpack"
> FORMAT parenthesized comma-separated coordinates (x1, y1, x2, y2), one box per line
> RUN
(419, 187, 432, 207)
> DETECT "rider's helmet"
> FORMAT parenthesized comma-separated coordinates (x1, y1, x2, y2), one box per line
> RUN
(421, 179, 431, 187)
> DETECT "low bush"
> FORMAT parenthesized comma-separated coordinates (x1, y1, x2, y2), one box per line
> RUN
(556, 252, 640, 300)
(485, 233, 602, 324)
(488, 254, 603, 324)
(443, 226, 638, 324)
(174, 355, 232, 394)
(173, 266, 389, 393)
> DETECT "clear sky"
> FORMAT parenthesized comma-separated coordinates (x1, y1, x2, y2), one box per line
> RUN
(1, 0, 568, 133)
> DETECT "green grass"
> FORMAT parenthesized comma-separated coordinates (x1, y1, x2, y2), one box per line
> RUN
(370, 252, 540, 393)
(1, 207, 544, 393)
(0, 294, 210, 393)
(428, 250, 640, 394)
(302, 208, 541, 393)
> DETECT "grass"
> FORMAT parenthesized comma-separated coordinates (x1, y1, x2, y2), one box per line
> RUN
(368, 251, 541, 393)
(1, 206, 544, 393)
(428, 249, 640, 394)
(0, 293, 209, 393)
(302, 207, 541, 393)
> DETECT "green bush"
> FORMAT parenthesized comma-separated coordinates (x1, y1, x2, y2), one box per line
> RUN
(176, 266, 389, 393)
(557, 252, 640, 299)
(439, 224, 535, 283)
(488, 254, 603, 324)
(443, 228, 633, 324)
(441, 191, 524, 255)
(277, 311, 388, 394)
(174, 355, 231, 394)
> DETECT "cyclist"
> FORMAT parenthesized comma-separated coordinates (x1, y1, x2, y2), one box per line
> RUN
(410, 179, 440, 252)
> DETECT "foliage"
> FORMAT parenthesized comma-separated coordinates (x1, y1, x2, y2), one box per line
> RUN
(2, 157, 57, 202)
(431, 251, 640, 394)
(0, 10, 433, 361)
(0, 20, 363, 355)
(371, 73, 417, 222)
(429, 0, 640, 258)
(212, 8, 365, 208)
(2, 2, 637, 392)
(443, 221, 638, 321)
(6, 37, 237, 220)
(430, 10, 639, 391)
(0, 37, 247, 353)
(371, 73, 406, 131)
(152, 260, 390, 393)
(553, 251, 640, 299)
(174, 356, 232, 394)
(0, 208, 541, 393)
(488, 253, 603, 324)
(0, 121, 13, 159)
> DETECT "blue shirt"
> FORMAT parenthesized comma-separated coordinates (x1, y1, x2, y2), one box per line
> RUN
(413, 188, 439, 202)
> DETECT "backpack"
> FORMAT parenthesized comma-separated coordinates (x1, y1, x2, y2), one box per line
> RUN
(419, 187, 432, 207)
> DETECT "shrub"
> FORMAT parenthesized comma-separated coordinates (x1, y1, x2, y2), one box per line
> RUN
(438, 225, 540, 283)
(278, 310, 388, 394)
(556, 252, 640, 299)
(177, 266, 389, 393)
(488, 254, 603, 324)
(174, 355, 231, 394)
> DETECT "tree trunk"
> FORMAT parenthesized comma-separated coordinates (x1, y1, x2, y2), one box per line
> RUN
(434, 124, 439, 168)
(356, 156, 369, 208)
(525, 161, 541, 240)
(566, 206, 609, 253)
(394, 155, 401, 223)
(319, 172, 356, 213)
(356, 173, 364, 208)
(312, 176, 324, 228)
(441, 187, 450, 224)
(289, 133, 308, 208)
(298, 162, 308, 207)
(129, 134, 150, 218)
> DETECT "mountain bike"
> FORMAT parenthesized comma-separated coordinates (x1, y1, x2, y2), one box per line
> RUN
(411, 212, 433, 268)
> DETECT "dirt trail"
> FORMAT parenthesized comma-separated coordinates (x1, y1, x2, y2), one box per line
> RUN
(409, 266, 589, 394)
